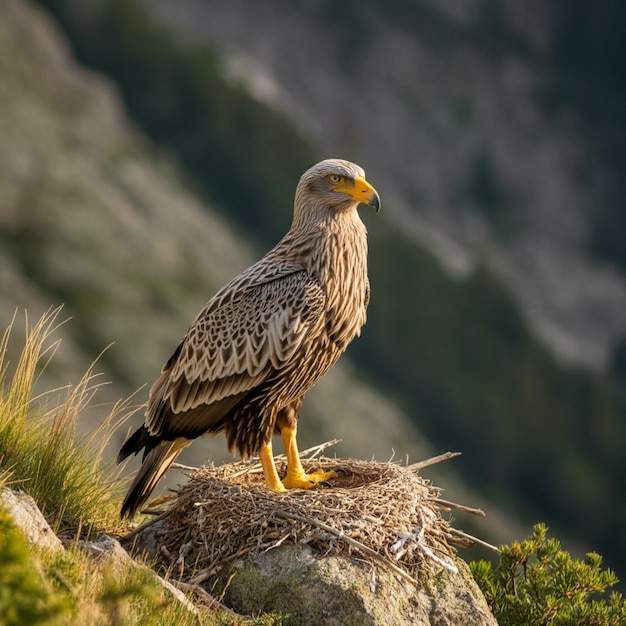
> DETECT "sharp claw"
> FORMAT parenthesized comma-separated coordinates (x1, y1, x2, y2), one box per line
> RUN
(333, 467, 349, 476)
(318, 480, 333, 488)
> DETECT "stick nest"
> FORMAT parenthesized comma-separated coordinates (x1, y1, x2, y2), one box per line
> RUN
(145, 448, 465, 586)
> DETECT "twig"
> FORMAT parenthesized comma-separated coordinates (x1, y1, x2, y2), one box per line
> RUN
(275, 510, 419, 587)
(406, 451, 461, 471)
(151, 572, 199, 616)
(449, 528, 500, 553)
(228, 463, 264, 478)
(299, 439, 342, 459)
(418, 544, 458, 574)
(172, 462, 200, 471)
(389, 511, 458, 574)
(139, 508, 169, 516)
(121, 508, 174, 542)
(168, 579, 245, 617)
(433, 498, 485, 517)
(190, 547, 250, 585)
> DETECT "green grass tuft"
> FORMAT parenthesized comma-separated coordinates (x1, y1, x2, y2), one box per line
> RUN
(0, 307, 134, 534)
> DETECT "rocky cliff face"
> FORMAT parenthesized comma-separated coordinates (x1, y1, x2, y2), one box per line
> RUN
(145, 0, 626, 370)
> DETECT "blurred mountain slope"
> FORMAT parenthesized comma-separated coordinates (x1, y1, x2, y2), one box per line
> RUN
(0, 0, 251, 395)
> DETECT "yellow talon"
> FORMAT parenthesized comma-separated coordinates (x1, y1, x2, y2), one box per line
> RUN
(283, 468, 337, 489)
(258, 426, 337, 491)
(281, 425, 336, 489)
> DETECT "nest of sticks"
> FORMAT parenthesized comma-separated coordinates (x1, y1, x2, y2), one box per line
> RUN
(130, 442, 487, 590)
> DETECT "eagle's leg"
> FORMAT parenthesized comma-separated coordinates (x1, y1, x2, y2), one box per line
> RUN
(281, 425, 337, 489)
(258, 440, 287, 492)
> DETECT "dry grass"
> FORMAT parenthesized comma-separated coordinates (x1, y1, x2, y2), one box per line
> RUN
(136, 448, 464, 590)
(0, 307, 137, 533)
(45, 546, 212, 626)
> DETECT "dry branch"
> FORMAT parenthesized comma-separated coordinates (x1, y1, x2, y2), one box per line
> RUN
(433, 498, 485, 517)
(449, 528, 500, 553)
(406, 451, 461, 471)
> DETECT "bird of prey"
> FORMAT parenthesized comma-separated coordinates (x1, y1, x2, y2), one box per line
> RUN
(118, 159, 380, 518)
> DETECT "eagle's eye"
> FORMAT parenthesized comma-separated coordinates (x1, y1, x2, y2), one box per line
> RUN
(327, 174, 343, 185)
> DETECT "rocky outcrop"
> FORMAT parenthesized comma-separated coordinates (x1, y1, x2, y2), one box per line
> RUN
(0, 489, 199, 617)
(77, 534, 132, 569)
(127, 457, 498, 625)
(1, 487, 63, 553)
(221, 544, 497, 626)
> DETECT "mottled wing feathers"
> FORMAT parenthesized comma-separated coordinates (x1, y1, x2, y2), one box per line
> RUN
(145, 269, 325, 438)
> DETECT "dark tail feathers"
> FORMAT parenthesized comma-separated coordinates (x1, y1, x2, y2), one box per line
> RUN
(118, 428, 189, 518)
(117, 425, 153, 464)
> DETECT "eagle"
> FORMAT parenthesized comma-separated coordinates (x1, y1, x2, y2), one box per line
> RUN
(118, 159, 380, 518)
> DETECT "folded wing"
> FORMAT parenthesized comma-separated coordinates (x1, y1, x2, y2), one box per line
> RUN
(145, 269, 325, 440)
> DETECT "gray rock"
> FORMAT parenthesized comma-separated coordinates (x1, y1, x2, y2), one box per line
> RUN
(1, 487, 63, 553)
(219, 544, 497, 626)
(77, 534, 132, 570)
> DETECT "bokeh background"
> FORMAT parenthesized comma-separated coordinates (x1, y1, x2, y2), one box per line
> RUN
(2, 0, 625, 576)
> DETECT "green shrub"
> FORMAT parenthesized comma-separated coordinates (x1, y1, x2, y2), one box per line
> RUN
(470, 523, 626, 625)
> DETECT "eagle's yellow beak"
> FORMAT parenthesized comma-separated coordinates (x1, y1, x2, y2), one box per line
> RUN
(335, 176, 381, 213)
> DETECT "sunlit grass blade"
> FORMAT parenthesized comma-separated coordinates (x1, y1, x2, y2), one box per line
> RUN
(0, 308, 139, 534)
